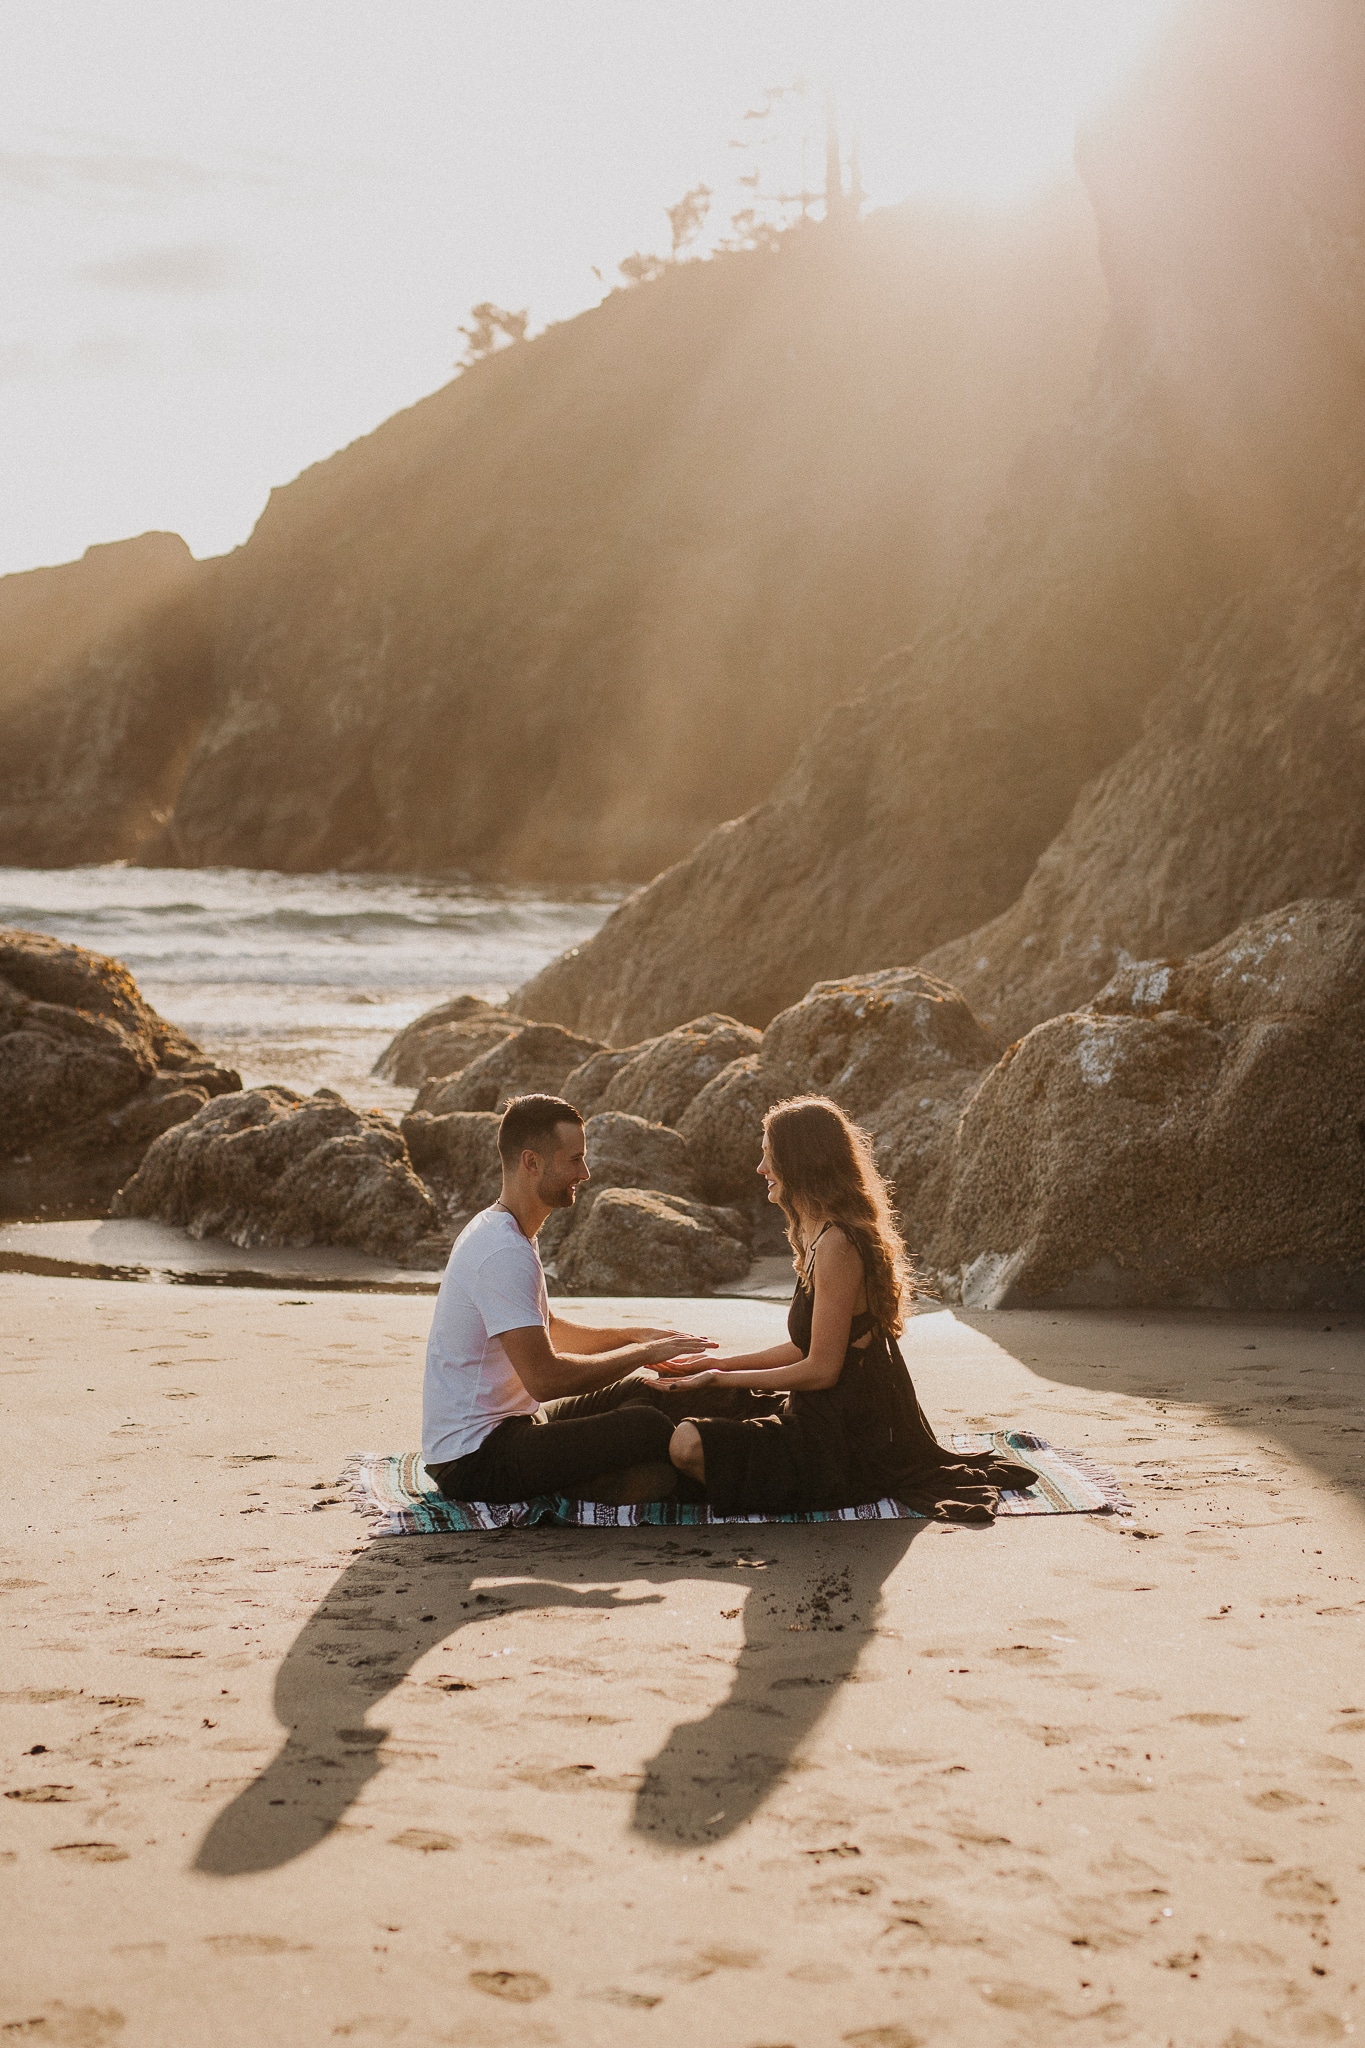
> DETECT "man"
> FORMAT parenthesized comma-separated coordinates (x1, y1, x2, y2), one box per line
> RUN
(422, 1093, 715, 1505)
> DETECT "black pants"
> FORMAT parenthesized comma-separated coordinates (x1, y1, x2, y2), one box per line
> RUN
(427, 1379, 677, 1503)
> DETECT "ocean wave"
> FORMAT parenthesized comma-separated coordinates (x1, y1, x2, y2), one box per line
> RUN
(1, 864, 619, 1027)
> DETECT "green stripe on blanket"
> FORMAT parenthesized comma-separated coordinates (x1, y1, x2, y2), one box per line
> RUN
(339, 1432, 1130, 1536)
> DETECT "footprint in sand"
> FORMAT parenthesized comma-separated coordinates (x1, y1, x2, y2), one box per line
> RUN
(811, 1870, 884, 1906)
(842, 2028, 925, 2048)
(469, 1970, 550, 2003)
(648, 1945, 763, 1982)
(203, 1935, 312, 1956)
(1263, 1868, 1337, 1907)
(0, 2004, 125, 2044)
(389, 1828, 458, 1853)
(973, 1985, 1059, 2015)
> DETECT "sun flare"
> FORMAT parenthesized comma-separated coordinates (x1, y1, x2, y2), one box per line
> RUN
(0, 0, 1179, 571)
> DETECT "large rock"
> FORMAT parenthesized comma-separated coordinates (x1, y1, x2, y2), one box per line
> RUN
(561, 1043, 657, 1119)
(516, 4, 1365, 1042)
(920, 496, 1365, 1041)
(594, 1015, 760, 1128)
(767, 971, 1001, 1248)
(115, 1086, 439, 1261)
(678, 971, 998, 1237)
(399, 1110, 503, 1236)
(759, 970, 998, 1114)
(676, 1055, 782, 1206)
(0, 192, 1102, 880)
(925, 900, 1365, 1309)
(580, 1112, 695, 1198)
(538, 1112, 696, 1266)
(0, 929, 239, 1220)
(374, 997, 519, 1087)
(554, 1187, 750, 1296)
(417, 1022, 604, 1115)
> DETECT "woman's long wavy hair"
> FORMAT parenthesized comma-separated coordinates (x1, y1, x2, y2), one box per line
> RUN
(763, 1096, 911, 1336)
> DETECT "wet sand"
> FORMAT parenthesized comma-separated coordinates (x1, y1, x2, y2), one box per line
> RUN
(3, 1275, 1362, 2047)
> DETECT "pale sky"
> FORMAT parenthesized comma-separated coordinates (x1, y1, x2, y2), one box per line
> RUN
(0, 0, 1175, 578)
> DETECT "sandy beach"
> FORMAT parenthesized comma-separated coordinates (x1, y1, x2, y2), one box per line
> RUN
(3, 1274, 1361, 2046)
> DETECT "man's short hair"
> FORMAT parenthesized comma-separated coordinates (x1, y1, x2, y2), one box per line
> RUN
(497, 1094, 584, 1165)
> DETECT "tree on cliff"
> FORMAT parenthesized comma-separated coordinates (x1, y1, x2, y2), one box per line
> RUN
(457, 301, 529, 367)
(666, 183, 712, 258)
(617, 250, 667, 287)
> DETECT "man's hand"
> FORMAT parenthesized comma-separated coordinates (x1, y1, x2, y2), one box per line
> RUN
(501, 1324, 716, 1402)
(636, 1332, 717, 1368)
(626, 1325, 713, 1344)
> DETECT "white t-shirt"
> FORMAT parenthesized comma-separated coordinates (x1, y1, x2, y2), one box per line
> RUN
(422, 1206, 547, 1464)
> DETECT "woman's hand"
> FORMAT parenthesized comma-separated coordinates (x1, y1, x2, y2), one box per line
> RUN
(656, 1366, 721, 1390)
(651, 1349, 727, 1377)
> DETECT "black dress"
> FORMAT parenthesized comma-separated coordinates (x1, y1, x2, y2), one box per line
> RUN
(692, 1245, 1037, 1521)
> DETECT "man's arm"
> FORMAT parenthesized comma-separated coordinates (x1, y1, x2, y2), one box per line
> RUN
(548, 1311, 701, 1356)
(501, 1324, 715, 1403)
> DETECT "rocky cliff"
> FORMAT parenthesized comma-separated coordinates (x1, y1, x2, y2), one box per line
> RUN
(518, 0, 1365, 1041)
(0, 192, 1101, 882)
(0, 534, 212, 867)
(921, 500, 1365, 1041)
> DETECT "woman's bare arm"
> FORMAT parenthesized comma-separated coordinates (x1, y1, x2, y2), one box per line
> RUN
(659, 1229, 863, 1394)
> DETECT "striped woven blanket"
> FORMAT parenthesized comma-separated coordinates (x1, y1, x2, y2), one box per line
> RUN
(340, 1432, 1129, 1537)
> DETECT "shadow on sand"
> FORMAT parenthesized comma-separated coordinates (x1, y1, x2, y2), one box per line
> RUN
(953, 1306, 1365, 1504)
(195, 1518, 923, 1876)
(197, 1307, 1364, 1878)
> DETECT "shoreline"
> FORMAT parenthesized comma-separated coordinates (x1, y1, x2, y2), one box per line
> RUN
(0, 1218, 799, 1302)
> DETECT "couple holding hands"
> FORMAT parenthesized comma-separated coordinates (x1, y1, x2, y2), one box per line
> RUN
(422, 1092, 1032, 1521)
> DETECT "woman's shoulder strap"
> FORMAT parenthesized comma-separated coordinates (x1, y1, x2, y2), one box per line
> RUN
(805, 1219, 865, 1276)
(802, 1221, 832, 1276)
(812, 1219, 862, 1259)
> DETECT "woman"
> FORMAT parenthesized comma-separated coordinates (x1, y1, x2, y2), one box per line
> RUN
(658, 1096, 1036, 1521)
